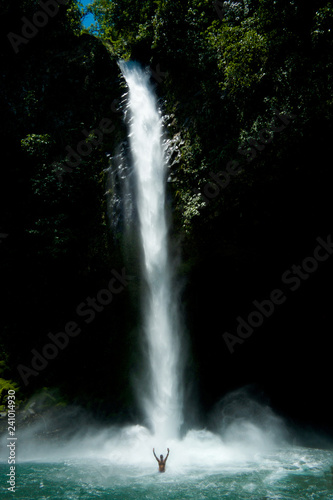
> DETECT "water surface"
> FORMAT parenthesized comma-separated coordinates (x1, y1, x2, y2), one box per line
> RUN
(1, 426, 333, 499)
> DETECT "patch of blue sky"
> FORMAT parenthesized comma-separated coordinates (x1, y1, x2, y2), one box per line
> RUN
(80, 0, 95, 28)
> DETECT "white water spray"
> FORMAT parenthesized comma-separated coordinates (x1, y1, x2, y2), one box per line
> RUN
(119, 61, 183, 441)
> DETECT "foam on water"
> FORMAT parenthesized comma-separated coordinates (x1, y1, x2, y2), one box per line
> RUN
(1, 396, 332, 499)
(2, 388, 289, 468)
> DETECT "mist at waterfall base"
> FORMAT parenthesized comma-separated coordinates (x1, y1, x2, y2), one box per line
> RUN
(1, 388, 333, 499)
(1, 64, 333, 499)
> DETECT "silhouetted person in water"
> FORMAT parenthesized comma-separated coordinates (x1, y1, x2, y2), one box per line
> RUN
(153, 448, 169, 472)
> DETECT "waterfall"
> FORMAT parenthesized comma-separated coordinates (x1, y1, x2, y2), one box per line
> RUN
(119, 61, 183, 441)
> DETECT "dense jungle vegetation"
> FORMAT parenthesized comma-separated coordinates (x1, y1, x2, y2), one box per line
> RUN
(1, 0, 333, 433)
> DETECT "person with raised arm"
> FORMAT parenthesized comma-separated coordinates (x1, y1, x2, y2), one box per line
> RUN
(153, 448, 170, 472)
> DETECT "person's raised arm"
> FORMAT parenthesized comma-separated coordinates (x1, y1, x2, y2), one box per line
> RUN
(153, 448, 159, 462)
(164, 448, 170, 462)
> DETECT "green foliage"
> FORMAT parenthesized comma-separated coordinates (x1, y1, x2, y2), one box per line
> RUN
(87, 0, 156, 56)
(207, 21, 269, 94)
(312, 2, 333, 43)
(0, 377, 20, 412)
(66, 0, 83, 35)
(21, 134, 54, 158)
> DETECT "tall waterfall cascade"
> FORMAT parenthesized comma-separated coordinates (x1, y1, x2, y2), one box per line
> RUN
(119, 61, 183, 441)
